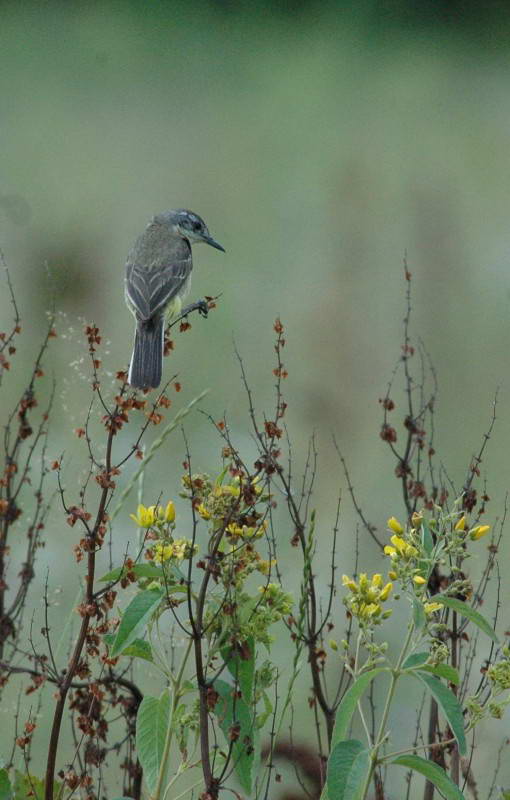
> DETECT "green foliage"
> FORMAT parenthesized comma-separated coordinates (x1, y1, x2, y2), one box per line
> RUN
(135, 690, 172, 794)
(109, 589, 164, 657)
(391, 755, 466, 799)
(326, 740, 370, 800)
(429, 594, 499, 643)
(331, 668, 387, 747)
(412, 672, 467, 755)
(213, 679, 260, 795)
(0, 770, 11, 800)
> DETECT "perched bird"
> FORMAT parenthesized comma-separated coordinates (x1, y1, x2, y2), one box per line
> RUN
(125, 209, 225, 389)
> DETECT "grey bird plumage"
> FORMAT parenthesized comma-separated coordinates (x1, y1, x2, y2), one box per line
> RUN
(125, 209, 224, 390)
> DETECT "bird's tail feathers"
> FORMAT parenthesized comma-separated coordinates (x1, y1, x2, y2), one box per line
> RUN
(128, 318, 164, 390)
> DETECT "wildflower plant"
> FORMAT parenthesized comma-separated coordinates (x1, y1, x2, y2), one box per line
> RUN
(0, 262, 508, 800)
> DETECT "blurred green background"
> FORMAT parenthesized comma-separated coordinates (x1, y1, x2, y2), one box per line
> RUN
(2, 0, 510, 795)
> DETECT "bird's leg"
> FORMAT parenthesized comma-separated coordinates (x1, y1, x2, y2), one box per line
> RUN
(177, 299, 209, 321)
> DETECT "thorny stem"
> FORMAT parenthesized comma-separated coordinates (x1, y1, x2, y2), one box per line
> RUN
(44, 422, 115, 800)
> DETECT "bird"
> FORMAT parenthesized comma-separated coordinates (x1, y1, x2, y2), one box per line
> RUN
(125, 209, 225, 390)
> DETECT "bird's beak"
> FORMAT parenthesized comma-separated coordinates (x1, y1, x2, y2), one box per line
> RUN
(204, 235, 225, 253)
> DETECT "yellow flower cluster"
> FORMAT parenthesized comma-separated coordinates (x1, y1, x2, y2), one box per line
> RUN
(153, 538, 189, 564)
(130, 501, 175, 528)
(342, 572, 393, 622)
(384, 534, 418, 561)
(454, 515, 490, 541)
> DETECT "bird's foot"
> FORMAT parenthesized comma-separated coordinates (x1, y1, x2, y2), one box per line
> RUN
(181, 299, 209, 319)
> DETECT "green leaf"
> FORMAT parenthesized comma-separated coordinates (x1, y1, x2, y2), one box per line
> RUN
(331, 668, 386, 747)
(421, 520, 434, 556)
(412, 597, 426, 630)
(110, 589, 163, 657)
(391, 755, 465, 799)
(104, 633, 153, 662)
(418, 663, 460, 685)
(0, 769, 12, 800)
(430, 594, 499, 643)
(402, 652, 459, 685)
(221, 635, 255, 705)
(413, 672, 466, 755)
(214, 679, 259, 794)
(135, 689, 171, 793)
(256, 690, 273, 729)
(327, 740, 370, 800)
(402, 652, 429, 670)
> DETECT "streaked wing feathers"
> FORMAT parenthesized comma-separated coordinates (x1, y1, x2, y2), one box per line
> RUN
(126, 244, 192, 322)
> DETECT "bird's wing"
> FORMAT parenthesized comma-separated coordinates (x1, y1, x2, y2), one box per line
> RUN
(125, 235, 192, 322)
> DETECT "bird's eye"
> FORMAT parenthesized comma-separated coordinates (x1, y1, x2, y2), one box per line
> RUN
(192, 221, 201, 231)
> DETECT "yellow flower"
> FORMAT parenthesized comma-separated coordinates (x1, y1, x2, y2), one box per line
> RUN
(384, 545, 397, 558)
(361, 602, 381, 618)
(226, 522, 244, 537)
(388, 570, 398, 580)
(379, 582, 393, 601)
(424, 602, 443, 615)
(258, 558, 277, 575)
(154, 542, 174, 563)
(163, 500, 175, 523)
(455, 515, 466, 531)
(470, 525, 490, 541)
(371, 573, 383, 588)
(411, 511, 423, 527)
(342, 574, 358, 592)
(130, 504, 157, 528)
(197, 503, 211, 520)
(224, 484, 241, 498)
(390, 535, 407, 554)
(358, 573, 369, 591)
(388, 517, 404, 535)
(172, 539, 187, 560)
(413, 575, 427, 585)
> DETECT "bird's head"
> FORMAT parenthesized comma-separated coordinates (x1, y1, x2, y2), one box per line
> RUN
(156, 209, 225, 252)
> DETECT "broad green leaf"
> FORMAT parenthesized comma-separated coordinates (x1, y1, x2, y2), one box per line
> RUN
(430, 594, 499, 643)
(0, 769, 11, 800)
(104, 633, 153, 662)
(402, 652, 429, 670)
(331, 668, 386, 747)
(413, 672, 466, 755)
(421, 520, 434, 556)
(391, 754, 465, 799)
(110, 589, 163, 657)
(221, 636, 255, 705)
(135, 689, 171, 793)
(327, 740, 370, 800)
(344, 749, 371, 800)
(214, 679, 259, 794)
(402, 652, 459, 685)
(418, 663, 460, 685)
(412, 597, 426, 630)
